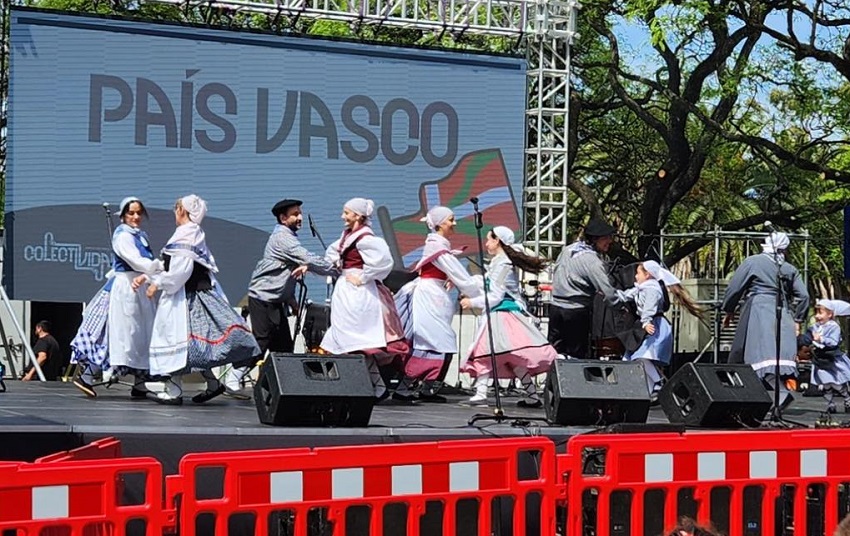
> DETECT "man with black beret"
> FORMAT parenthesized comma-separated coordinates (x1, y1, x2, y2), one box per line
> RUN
(246, 199, 338, 362)
(548, 217, 619, 359)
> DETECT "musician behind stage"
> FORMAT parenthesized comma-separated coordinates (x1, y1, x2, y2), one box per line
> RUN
(246, 199, 339, 361)
(548, 217, 619, 359)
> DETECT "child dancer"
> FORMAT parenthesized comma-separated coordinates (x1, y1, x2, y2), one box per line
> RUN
(615, 260, 673, 401)
(805, 299, 850, 413)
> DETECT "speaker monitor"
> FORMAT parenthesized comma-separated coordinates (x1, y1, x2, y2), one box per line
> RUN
(659, 363, 772, 428)
(254, 353, 375, 427)
(544, 359, 651, 426)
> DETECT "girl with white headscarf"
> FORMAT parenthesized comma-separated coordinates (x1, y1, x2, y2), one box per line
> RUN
(320, 198, 405, 398)
(392, 206, 481, 403)
(614, 260, 674, 399)
(142, 195, 259, 405)
(71, 196, 163, 398)
(459, 226, 557, 407)
(800, 299, 850, 413)
(721, 232, 809, 410)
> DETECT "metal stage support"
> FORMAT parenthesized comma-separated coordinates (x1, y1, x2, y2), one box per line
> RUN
(659, 227, 810, 364)
(0, 0, 576, 260)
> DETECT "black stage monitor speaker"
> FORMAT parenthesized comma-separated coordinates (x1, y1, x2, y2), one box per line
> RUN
(659, 363, 772, 428)
(254, 353, 375, 427)
(544, 360, 651, 426)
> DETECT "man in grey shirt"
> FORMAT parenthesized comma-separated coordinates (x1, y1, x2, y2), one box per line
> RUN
(248, 199, 338, 361)
(548, 217, 618, 358)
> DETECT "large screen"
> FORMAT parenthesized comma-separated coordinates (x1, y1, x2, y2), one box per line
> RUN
(7, 8, 527, 303)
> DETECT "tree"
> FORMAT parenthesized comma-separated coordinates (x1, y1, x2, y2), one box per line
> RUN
(569, 0, 850, 276)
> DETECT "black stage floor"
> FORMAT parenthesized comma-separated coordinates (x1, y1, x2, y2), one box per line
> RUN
(0, 381, 839, 473)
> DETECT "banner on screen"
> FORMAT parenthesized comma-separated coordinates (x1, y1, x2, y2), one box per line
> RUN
(7, 8, 526, 303)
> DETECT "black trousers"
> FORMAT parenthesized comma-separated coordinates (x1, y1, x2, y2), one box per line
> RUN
(547, 305, 591, 359)
(248, 297, 293, 362)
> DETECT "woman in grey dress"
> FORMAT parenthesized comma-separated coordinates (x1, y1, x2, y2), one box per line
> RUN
(721, 232, 810, 409)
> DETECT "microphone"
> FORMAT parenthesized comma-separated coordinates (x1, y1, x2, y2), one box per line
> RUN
(469, 197, 483, 229)
(764, 220, 775, 232)
(308, 214, 318, 238)
(102, 202, 110, 211)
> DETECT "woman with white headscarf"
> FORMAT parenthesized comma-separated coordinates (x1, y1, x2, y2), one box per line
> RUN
(321, 197, 405, 398)
(393, 206, 481, 403)
(721, 232, 810, 410)
(72, 196, 163, 398)
(459, 226, 557, 407)
(140, 195, 259, 405)
(614, 260, 674, 399)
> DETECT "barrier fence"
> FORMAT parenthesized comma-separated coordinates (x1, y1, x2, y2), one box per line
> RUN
(3, 431, 850, 535)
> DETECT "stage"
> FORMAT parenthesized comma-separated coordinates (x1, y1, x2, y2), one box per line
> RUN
(0, 381, 838, 473)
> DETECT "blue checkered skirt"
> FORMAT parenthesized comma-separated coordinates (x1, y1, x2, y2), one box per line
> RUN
(185, 289, 259, 371)
(70, 284, 111, 367)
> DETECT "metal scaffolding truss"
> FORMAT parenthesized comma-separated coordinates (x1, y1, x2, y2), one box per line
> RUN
(0, 0, 576, 257)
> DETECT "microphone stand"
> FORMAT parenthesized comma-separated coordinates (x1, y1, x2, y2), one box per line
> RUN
(466, 198, 548, 427)
(103, 203, 115, 238)
(308, 214, 333, 303)
(762, 226, 804, 428)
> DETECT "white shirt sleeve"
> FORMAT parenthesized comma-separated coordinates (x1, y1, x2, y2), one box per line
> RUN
(433, 254, 481, 298)
(113, 233, 163, 274)
(469, 259, 511, 310)
(358, 236, 394, 284)
(150, 255, 194, 295)
(325, 240, 341, 266)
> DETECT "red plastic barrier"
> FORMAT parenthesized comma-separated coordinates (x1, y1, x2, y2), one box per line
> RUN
(165, 437, 557, 536)
(559, 429, 850, 536)
(0, 456, 163, 536)
(35, 437, 122, 464)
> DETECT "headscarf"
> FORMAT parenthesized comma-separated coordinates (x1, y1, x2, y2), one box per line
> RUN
(816, 299, 850, 317)
(119, 196, 141, 216)
(642, 260, 681, 287)
(181, 194, 208, 225)
(762, 232, 790, 254)
(163, 222, 218, 273)
(493, 226, 524, 252)
(421, 206, 453, 231)
(344, 198, 375, 224)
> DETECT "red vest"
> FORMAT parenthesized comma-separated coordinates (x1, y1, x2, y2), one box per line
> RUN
(420, 262, 447, 280)
(340, 232, 368, 269)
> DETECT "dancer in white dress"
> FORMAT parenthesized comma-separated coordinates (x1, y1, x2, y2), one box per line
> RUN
(320, 197, 407, 397)
(143, 195, 259, 405)
(394, 206, 480, 402)
(72, 197, 163, 398)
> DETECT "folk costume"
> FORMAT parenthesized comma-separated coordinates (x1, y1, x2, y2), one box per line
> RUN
(321, 198, 407, 397)
(394, 207, 481, 401)
(148, 195, 259, 404)
(722, 233, 809, 378)
(805, 299, 850, 413)
(615, 261, 674, 397)
(461, 226, 557, 406)
(72, 196, 163, 398)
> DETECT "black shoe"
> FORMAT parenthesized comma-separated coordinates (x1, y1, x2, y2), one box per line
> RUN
(192, 384, 226, 404)
(391, 392, 419, 405)
(517, 399, 542, 409)
(130, 384, 148, 399)
(827, 403, 837, 414)
(417, 393, 447, 403)
(73, 378, 97, 398)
